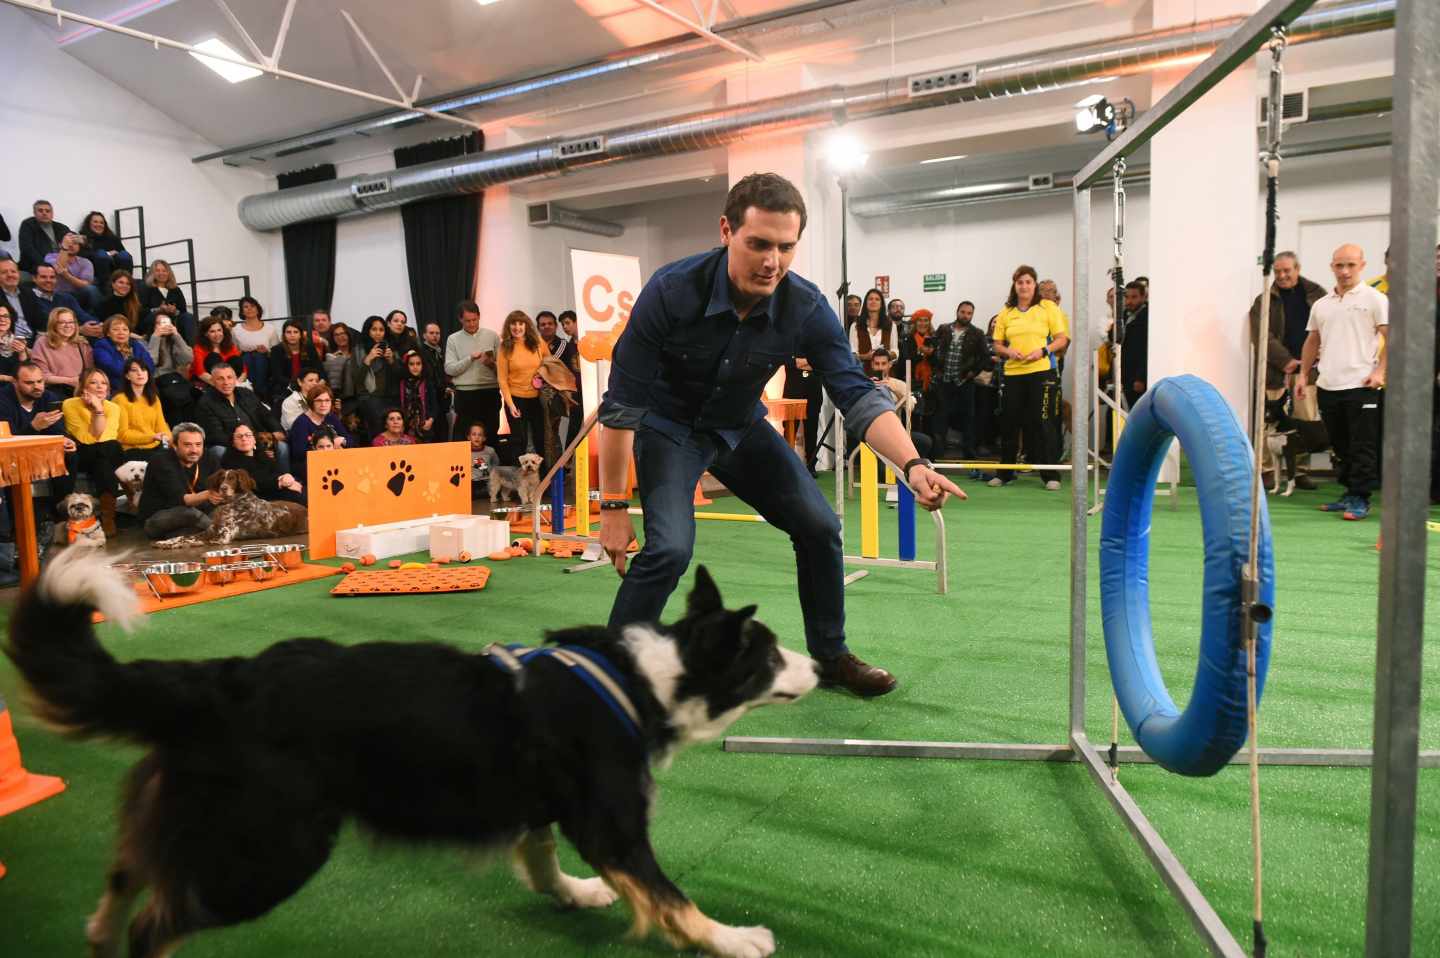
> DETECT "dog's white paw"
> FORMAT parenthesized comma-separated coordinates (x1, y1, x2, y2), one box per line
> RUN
(556, 875, 618, 909)
(707, 923, 775, 958)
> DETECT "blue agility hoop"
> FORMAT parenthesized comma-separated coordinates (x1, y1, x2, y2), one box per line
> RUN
(1100, 375, 1275, 777)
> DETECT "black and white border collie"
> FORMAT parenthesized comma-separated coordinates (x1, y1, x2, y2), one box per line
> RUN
(4, 550, 817, 958)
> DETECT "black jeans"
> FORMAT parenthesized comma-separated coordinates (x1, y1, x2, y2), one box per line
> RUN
(453, 388, 501, 446)
(509, 395, 546, 461)
(997, 371, 1059, 483)
(931, 380, 976, 457)
(1318, 386, 1382, 500)
(144, 506, 211, 540)
(74, 439, 124, 496)
(609, 421, 847, 660)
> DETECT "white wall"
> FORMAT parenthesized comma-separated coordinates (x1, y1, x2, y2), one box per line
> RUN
(1, 7, 277, 309)
(846, 190, 1152, 332)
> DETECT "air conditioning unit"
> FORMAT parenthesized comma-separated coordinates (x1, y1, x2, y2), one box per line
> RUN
(907, 65, 978, 98)
(1028, 173, 1055, 191)
(527, 202, 624, 238)
(557, 136, 607, 159)
(1258, 89, 1308, 124)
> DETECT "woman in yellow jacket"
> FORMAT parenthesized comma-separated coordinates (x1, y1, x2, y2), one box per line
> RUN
(113, 356, 171, 461)
(989, 264, 1070, 490)
(496, 310, 550, 467)
(63, 366, 127, 533)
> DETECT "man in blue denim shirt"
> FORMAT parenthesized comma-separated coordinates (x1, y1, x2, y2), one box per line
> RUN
(597, 173, 963, 697)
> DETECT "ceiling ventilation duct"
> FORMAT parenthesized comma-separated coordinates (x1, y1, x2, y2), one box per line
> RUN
(527, 202, 625, 237)
(849, 131, 1392, 216)
(237, 0, 1394, 232)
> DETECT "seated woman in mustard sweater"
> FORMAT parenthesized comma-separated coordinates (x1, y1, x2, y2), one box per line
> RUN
(62, 366, 126, 533)
(496, 310, 550, 466)
(113, 356, 170, 461)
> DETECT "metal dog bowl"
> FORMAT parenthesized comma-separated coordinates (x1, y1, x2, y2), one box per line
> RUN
(264, 543, 304, 569)
(205, 561, 273, 586)
(142, 562, 206, 598)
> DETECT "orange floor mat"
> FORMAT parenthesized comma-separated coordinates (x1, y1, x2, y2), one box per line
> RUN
(129, 562, 339, 614)
(330, 566, 491, 595)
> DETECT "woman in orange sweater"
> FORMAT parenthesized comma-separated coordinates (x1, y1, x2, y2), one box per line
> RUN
(496, 310, 550, 466)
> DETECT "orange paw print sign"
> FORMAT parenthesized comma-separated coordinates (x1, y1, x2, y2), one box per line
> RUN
(306, 443, 471, 559)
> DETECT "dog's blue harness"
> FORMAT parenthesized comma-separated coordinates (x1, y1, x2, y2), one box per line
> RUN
(482, 643, 642, 741)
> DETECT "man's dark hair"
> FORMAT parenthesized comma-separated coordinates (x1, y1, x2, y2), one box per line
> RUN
(210, 305, 233, 321)
(15, 360, 43, 377)
(312, 308, 330, 319)
(33, 263, 55, 276)
(33, 199, 52, 211)
(557, 309, 577, 324)
(957, 300, 974, 312)
(871, 348, 892, 361)
(724, 173, 807, 237)
(458, 300, 480, 317)
(1125, 280, 1146, 293)
(172, 422, 205, 444)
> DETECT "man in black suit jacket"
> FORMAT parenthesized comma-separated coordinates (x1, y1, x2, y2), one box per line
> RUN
(17, 200, 70, 276)
(193, 363, 289, 473)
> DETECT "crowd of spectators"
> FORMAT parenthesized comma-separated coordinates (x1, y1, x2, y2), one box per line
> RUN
(1, 199, 587, 546)
(814, 240, 1439, 519)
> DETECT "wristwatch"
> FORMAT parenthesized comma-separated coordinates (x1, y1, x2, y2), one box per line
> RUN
(600, 500, 630, 511)
(902, 458, 933, 481)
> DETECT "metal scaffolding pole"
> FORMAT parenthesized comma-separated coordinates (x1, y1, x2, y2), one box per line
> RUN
(1365, 0, 1439, 953)
(1070, 187, 1092, 739)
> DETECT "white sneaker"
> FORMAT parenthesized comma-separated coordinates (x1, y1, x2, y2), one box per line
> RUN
(987, 477, 1005, 487)
(1044, 480, 1061, 491)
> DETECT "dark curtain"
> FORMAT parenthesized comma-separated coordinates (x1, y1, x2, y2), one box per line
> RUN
(395, 132, 483, 338)
(279, 164, 338, 320)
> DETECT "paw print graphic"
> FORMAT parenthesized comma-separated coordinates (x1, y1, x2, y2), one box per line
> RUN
(387, 460, 416, 497)
(320, 468, 345, 496)
(354, 467, 377, 496)
(422, 479, 441, 504)
(448, 464, 466, 487)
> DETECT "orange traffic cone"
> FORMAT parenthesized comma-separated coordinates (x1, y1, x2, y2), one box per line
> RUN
(693, 480, 713, 507)
(0, 695, 66, 817)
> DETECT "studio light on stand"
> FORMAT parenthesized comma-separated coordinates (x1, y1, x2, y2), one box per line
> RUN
(1075, 95, 1136, 141)
(826, 132, 869, 321)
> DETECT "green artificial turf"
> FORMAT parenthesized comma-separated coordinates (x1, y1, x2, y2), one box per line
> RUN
(1, 474, 1437, 956)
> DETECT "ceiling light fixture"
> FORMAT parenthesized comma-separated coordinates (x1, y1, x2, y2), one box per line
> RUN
(189, 38, 262, 83)
(921, 153, 968, 165)
(826, 132, 868, 173)
(1075, 94, 1135, 140)
(475, 0, 504, 5)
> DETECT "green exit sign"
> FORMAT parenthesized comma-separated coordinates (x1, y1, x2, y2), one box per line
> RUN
(923, 273, 946, 292)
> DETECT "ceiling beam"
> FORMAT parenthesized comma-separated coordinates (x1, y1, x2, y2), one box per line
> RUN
(629, 0, 762, 61)
(0, 0, 480, 131)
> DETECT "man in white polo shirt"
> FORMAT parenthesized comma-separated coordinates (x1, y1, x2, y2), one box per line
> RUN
(1297, 243, 1388, 521)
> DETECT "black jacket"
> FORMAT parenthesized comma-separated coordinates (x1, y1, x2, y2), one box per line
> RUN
(1249, 276, 1326, 387)
(1120, 305, 1149, 396)
(140, 449, 214, 522)
(194, 386, 281, 448)
(219, 446, 283, 498)
(933, 321, 990, 383)
(18, 217, 71, 274)
(0, 386, 66, 437)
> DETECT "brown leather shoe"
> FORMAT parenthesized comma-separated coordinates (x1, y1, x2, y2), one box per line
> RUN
(818, 653, 897, 697)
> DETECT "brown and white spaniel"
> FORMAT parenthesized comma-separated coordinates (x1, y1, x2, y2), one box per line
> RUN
(155, 469, 307, 549)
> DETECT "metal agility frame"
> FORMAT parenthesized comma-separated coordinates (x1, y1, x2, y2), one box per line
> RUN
(728, 2, 1436, 955)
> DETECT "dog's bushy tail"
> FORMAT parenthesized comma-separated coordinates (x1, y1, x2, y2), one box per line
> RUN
(3, 549, 221, 745)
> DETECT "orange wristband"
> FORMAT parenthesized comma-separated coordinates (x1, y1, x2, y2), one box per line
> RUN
(601, 492, 629, 502)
